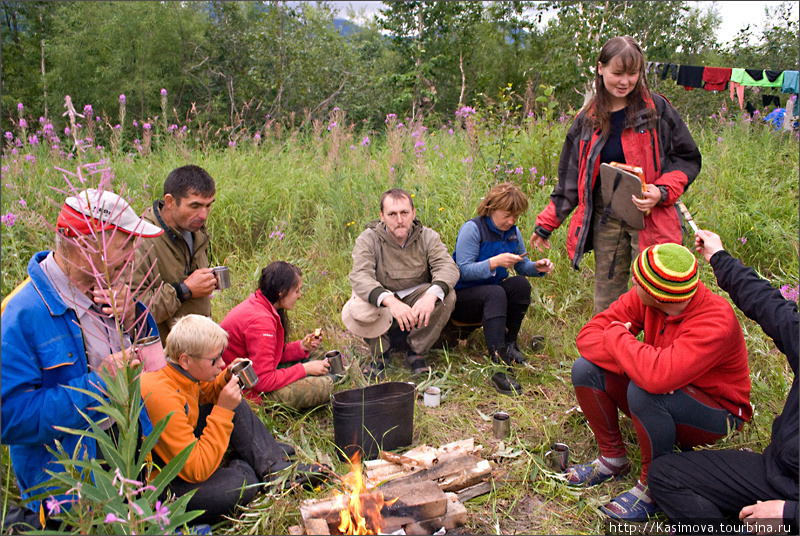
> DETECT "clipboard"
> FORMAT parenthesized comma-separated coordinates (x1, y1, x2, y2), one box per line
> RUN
(599, 163, 646, 230)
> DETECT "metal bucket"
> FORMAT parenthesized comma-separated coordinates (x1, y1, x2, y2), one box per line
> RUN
(332, 381, 415, 461)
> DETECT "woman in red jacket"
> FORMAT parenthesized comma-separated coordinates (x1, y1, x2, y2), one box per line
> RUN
(220, 261, 331, 410)
(531, 35, 701, 315)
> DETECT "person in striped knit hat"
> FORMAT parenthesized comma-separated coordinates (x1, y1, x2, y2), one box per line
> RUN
(565, 243, 752, 522)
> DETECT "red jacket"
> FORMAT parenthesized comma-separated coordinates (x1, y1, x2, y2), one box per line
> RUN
(535, 92, 701, 269)
(220, 291, 308, 402)
(576, 281, 752, 421)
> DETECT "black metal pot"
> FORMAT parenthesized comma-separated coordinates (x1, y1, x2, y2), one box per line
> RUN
(332, 381, 415, 461)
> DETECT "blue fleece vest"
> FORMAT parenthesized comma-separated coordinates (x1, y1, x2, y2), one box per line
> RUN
(454, 216, 520, 290)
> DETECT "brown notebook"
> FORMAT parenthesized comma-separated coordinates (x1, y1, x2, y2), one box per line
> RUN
(599, 163, 646, 230)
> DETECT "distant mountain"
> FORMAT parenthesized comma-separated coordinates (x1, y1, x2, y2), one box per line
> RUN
(333, 17, 362, 36)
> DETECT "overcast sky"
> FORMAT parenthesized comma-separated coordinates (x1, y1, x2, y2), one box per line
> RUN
(324, 1, 798, 47)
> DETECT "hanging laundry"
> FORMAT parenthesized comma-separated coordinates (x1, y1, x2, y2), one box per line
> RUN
(762, 95, 781, 108)
(730, 80, 745, 109)
(677, 65, 704, 90)
(659, 63, 678, 81)
(745, 69, 764, 81)
(781, 71, 799, 94)
(731, 68, 746, 84)
(703, 67, 731, 92)
(740, 69, 784, 88)
(765, 70, 783, 83)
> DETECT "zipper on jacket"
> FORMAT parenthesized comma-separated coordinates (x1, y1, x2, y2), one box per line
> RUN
(659, 320, 666, 335)
(649, 129, 659, 175)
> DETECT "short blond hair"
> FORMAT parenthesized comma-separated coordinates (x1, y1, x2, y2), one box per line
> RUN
(165, 314, 229, 363)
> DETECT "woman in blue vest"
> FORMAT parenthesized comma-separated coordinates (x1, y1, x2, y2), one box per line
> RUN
(452, 183, 554, 396)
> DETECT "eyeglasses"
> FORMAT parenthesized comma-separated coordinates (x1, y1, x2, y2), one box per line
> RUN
(189, 351, 224, 366)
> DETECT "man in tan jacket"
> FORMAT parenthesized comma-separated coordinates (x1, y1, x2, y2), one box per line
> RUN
(133, 165, 217, 342)
(342, 188, 459, 378)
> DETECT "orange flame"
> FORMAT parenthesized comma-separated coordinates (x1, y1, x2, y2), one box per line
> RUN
(332, 453, 396, 535)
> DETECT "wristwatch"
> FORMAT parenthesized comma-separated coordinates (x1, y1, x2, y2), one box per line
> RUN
(172, 282, 192, 302)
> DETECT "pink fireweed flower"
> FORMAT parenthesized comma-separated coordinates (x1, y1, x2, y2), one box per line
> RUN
(45, 496, 63, 516)
(133, 120, 138, 128)
(780, 284, 799, 301)
(2, 212, 17, 227)
(19, 119, 27, 129)
(28, 135, 39, 145)
(64, 127, 70, 135)
(18, 199, 26, 208)
(4, 131, 12, 140)
(168, 124, 178, 132)
(254, 133, 261, 140)
(150, 500, 170, 528)
(738, 237, 747, 245)
(25, 155, 36, 163)
(17, 102, 23, 112)
(538, 176, 547, 186)
(514, 166, 523, 174)
(143, 123, 151, 130)
(119, 94, 126, 104)
(84, 104, 93, 115)
(105, 513, 125, 524)
(161, 88, 167, 96)
(361, 136, 370, 146)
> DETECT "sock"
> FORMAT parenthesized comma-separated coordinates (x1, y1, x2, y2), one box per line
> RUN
(629, 480, 654, 504)
(592, 455, 629, 476)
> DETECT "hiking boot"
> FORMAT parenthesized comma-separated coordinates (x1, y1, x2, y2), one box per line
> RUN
(405, 351, 430, 375)
(491, 371, 523, 396)
(505, 342, 527, 365)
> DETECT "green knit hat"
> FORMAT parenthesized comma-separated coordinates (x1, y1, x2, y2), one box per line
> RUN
(632, 243, 699, 303)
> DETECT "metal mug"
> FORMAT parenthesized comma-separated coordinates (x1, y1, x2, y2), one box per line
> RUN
(213, 266, 231, 290)
(231, 359, 258, 389)
(423, 386, 441, 407)
(545, 442, 570, 473)
(135, 335, 167, 372)
(325, 350, 345, 375)
(492, 411, 511, 439)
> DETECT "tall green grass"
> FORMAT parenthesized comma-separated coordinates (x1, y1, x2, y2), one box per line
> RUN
(1, 103, 797, 534)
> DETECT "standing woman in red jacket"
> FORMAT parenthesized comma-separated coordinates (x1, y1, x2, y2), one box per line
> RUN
(220, 261, 331, 410)
(531, 35, 701, 315)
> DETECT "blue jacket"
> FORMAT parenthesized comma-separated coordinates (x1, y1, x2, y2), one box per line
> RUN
(453, 216, 544, 290)
(1, 251, 158, 512)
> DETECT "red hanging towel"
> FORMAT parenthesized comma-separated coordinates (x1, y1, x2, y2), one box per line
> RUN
(703, 67, 732, 92)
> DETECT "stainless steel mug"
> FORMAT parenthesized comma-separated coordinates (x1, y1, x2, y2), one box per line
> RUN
(325, 350, 345, 375)
(135, 335, 167, 372)
(213, 266, 231, 290)
(545, 442, 570, 472)
(231, 359, 258, 389)
(492, 411, 511, 439)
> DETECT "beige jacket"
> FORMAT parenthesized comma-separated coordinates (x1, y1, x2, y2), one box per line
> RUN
(349, 219, 459, 306)
(132, 201, 212, 342)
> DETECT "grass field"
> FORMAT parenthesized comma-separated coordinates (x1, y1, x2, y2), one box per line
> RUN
(1, 101, 797, 535)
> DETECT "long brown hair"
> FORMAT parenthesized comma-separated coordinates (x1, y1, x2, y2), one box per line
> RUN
(587, 35, 655, 137)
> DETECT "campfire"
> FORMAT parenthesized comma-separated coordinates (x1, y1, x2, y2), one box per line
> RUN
(294, 439, 491, 536)
(331, 453, 395, 535)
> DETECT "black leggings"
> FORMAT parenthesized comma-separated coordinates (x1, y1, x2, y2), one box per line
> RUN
(451, 276, 531, 351)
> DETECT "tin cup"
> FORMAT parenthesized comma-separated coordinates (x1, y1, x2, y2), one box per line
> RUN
(492, 411, 511, 439)
(135, 335, 167, 372)
(545, 442, 570, 473)
(325, 350, 345, 375)
(213, 266, 231, 290)
(231, 359, 258, 389)
(423, 386, 441, 407)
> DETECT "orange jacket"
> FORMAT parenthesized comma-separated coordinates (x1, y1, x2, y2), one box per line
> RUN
(141, 364, 234, 483)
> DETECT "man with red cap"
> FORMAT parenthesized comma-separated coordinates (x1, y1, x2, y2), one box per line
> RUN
(564, 243, 752, 522)
(1, 188, 163, 531)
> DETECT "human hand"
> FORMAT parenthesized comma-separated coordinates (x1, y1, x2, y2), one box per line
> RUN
(609, 320, 632, 331)
(300, 331, 322, 352)
(489, 253, 523, 270)
(739, 500, 787, 534)
(184, 268, 217, 298)
(100, 347, 140, 378)
(534, 258, 555, 274)
(410, 293, 437, 328)
(93, 284, 137, 330)
(632, 184, 661, 212)
(695, 229, 725, 263)
(530, 233, 551, 252)
(223, 358, 247, 382)
(217, 374, 243, 411)
(303, 359, 331, 377)
(385, 296, 417, 331)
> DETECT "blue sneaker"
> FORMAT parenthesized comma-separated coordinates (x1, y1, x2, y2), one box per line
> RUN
(600, 491, 662, 522)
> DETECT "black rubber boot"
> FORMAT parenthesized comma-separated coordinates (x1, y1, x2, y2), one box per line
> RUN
(489, 347, 523, 396)
(504, 341, 527, 364)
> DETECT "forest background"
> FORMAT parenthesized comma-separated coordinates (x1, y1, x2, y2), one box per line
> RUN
(1, 1, 798, 535)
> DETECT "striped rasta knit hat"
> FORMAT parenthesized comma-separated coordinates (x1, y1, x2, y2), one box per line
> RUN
(632, 243, 699, 303)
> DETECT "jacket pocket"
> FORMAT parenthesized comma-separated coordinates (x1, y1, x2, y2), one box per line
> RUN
(385, 267, 427, 288)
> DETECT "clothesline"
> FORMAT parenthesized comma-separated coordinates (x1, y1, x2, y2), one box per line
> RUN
(647, 62, 799, 111)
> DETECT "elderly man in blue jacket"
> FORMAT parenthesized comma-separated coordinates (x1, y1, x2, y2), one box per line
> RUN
(1, 188, 163, 531)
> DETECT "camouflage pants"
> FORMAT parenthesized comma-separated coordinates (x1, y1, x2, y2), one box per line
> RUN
(263, 352, 333, 410)
(592, 208, 639, 315)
